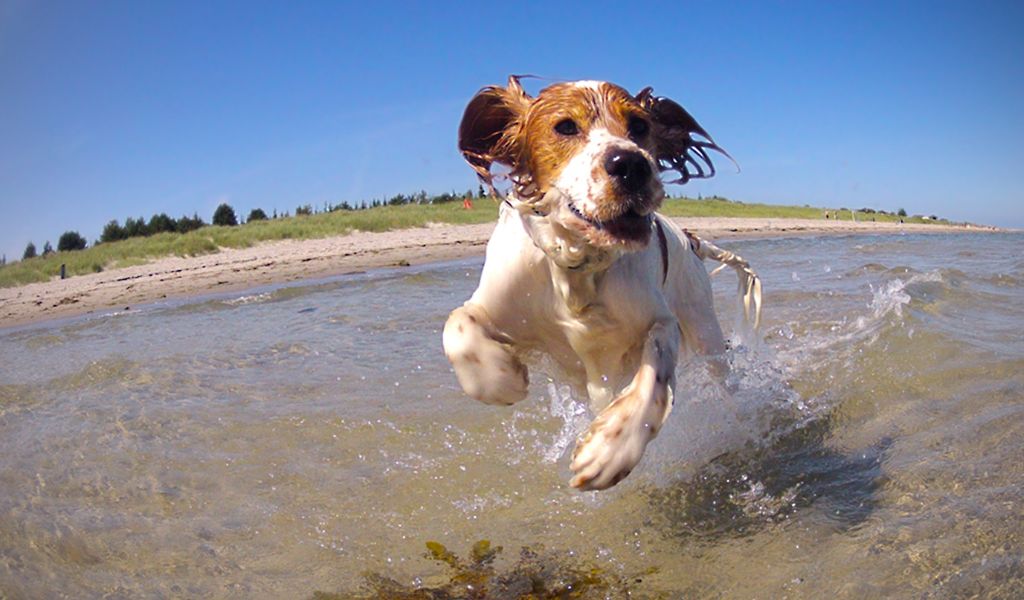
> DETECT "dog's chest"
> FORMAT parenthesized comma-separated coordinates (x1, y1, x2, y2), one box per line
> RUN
(549, 267, 647, 349)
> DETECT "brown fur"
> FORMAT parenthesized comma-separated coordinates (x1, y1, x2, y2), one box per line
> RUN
(459, 76, 729, 200)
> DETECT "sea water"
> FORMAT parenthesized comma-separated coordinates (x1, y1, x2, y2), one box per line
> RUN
(0, 232, 1021, 598)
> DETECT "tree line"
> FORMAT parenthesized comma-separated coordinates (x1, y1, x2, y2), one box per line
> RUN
(16, 186, 487, 262)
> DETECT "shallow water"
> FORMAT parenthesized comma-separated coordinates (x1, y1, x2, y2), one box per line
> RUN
(1, 232, 1022, 598)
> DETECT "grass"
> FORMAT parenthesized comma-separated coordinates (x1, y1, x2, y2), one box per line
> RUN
(658, 196, 946, 224)
(0, 202, 500, 288)
(0, 196, 951, 288)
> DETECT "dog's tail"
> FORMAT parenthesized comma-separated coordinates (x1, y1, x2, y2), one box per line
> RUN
(685, 231, 763, 335)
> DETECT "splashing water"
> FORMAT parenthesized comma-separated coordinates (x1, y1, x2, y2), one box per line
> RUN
(540, 383, 591, 464)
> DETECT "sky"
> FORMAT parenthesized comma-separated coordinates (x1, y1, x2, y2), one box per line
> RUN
(1, 1, 1022, 260)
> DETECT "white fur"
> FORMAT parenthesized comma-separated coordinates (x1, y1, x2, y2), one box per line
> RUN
(553, 128, 658, 217)
(444, 82, 760, 491)
(572, 80, 603, 91)
(443, 197, 736, 490)
(552, 128, 610, 214)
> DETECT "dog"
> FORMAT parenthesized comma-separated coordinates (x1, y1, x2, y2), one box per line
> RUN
(443, 77, 761, 491)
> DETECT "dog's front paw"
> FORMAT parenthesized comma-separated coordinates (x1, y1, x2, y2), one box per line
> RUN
(443, 306, 530, 406)
(569, 391, 661, 491)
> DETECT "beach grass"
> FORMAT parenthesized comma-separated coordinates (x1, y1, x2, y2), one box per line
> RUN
(658, 197, 941, 224)
(0, 202, 500, 288)
(0, 197, 948, 288)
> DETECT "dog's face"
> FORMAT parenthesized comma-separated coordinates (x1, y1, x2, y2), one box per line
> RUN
(460, 77, 727, 249)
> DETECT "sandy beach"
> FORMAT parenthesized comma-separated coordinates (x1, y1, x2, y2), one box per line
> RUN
(0, 217, 999, 328)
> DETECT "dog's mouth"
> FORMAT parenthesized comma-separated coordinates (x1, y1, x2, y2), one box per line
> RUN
(567, 201, 653, 244)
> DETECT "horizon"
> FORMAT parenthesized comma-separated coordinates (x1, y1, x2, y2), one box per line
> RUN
(2, 1, 1022, 261)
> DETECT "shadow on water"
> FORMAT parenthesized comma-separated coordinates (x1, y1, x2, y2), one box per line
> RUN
(646, 407, 890, 544)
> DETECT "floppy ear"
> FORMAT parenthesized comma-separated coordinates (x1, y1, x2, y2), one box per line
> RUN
(459, 76, 530, 187)
(636, 87, 735, 184)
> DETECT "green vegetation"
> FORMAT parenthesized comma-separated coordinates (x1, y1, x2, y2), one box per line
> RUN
(212, 203, 239, 227)
(57, 231, 87, 252)
(0, 201, 499, 288)
(0, 195, 956, 289)
(101, 213, 205, 243)
(659, 195, 948, 225)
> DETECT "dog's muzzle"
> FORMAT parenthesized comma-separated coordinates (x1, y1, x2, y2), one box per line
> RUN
(604, 149, 652, 194)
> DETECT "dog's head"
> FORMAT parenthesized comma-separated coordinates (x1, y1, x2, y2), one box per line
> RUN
(460, 76, 729, 249)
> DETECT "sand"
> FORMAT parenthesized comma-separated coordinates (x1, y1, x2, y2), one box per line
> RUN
(0, 217, 999, 329)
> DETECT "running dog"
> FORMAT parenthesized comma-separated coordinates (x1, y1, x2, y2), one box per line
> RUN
(443, 77, 761, 490)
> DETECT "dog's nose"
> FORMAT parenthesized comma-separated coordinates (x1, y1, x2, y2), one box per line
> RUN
(604, 150, 652, 192)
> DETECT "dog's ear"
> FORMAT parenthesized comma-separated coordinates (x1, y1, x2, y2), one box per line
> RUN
(459, 76, 530, 187)
(636, 87, 735, 184)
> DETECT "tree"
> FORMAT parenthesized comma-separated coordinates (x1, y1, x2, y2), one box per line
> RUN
(23, 242, 37, 260)
(42, 241, 54, 255)
(248, 208, 268, 221)
(101, 220, 127, 243)
(148, 213, 177, 234)
(58, 231, 87, 252)
(897, 208, 907, 217)
(212, 203, 238, 226)
(295, 204, 313, 216)
(176, 213, 205, 233)
(124, 216, 148, 238)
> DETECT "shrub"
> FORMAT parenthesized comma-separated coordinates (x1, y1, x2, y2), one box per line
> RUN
(212, 203, 238, 226)
(898, 208, 907, 217)
(248, 208, 268, 221)
(23, 242, 37, 260)
(58, 231, 87, 252)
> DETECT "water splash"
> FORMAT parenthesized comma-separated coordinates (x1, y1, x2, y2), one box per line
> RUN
(541, 383, 590, 464)
(222, 292, 273, 306)
(776, 270, 946, 376)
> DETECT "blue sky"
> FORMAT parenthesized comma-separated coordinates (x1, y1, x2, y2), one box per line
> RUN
(1, 1, 1022, 260)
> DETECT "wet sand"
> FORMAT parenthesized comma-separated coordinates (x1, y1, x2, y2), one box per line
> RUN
(0, 217, 998, 328)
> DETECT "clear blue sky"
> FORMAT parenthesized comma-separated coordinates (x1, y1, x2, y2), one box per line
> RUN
(2, 1, 1022, 260)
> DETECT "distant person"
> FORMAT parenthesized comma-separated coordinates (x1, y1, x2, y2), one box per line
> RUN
(463, 196, 473, 209)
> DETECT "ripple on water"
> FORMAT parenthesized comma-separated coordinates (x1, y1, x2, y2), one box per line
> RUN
(1, 234, 1023, 597)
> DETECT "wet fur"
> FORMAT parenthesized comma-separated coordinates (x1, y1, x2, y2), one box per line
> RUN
(445, 77, 752, 491)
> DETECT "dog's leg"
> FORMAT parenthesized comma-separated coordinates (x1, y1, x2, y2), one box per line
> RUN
(569, 318, 679, 490)
(442, 303, 529, 406)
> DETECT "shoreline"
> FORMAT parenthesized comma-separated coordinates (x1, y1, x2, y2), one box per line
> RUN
(0, 217, 1001, 329)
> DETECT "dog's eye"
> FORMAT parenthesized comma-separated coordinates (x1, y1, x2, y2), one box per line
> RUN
(554, 119, 579, 136)
(628, 117, 650, 139)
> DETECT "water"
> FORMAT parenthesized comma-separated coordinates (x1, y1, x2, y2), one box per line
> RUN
(1, 232, 1022, 598)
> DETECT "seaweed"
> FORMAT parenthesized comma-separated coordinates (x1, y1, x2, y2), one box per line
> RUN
(312, 539, 655, 599)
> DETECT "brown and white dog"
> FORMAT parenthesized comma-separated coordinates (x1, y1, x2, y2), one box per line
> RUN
(443, 77, 761, 491)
